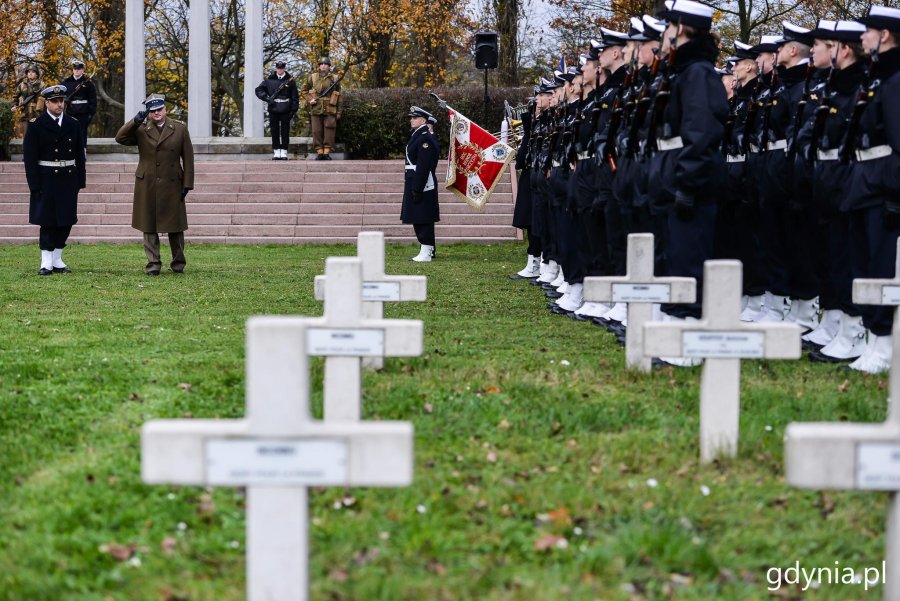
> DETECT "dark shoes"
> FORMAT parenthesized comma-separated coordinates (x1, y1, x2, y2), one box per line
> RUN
(52, 266, 72, 273)
(39, 267, 53, 276)
(147, 270, 160, 276)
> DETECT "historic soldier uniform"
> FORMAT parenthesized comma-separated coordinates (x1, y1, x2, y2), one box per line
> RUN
(23, 85, 86, 275)
(61, 58, 97, 150)
(255, 61, 299, 160)
(300, 57, 342, 160)
(14, 66, 44, 138)
(115, 94, 195, 275)
(401, 106, 440, 262)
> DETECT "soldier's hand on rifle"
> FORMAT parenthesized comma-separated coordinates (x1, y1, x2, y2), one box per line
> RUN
(309, 98, 317, 106)
(885, 201, 900, 230)
(336, 113, 341, 120)
(134, 110, 148, 124)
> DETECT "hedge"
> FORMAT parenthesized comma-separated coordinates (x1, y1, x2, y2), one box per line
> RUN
(0, 100, 13, 161)
(335, 86, 531, 159)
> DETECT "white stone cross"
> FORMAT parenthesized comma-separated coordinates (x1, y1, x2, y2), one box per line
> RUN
(785, 240, 900, 600)
(142, 315, 414, 601)
(583, 233, 696, 372)
(644, 260, 801, 463)
(312, 256, 423, 421)
(314, 232, 427, 370)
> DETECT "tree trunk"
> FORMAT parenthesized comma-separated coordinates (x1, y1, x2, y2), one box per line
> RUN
(494, 0, 518, 86)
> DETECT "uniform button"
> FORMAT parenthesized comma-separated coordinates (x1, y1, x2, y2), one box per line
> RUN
(156, 162, 160, 166)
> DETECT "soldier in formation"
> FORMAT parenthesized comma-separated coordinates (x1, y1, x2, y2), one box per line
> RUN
(509, 0, 900, 374)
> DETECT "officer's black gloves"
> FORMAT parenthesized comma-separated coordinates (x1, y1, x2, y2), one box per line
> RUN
(134, 110, 147, 124)
(674, 190, 695, 221)
(411, 191, 423, 203)
(181, 187, 190, 200)
(885, 201, 900, 230)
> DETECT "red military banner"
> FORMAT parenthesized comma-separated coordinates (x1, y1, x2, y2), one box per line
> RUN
(445, 109, 515, 210)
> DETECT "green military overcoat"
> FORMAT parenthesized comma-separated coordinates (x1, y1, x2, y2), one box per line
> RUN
(115, 118, 194, 233)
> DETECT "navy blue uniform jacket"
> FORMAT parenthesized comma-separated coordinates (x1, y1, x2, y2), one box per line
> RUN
(401, 124, 440, 224)
(23, 112, 86, 226)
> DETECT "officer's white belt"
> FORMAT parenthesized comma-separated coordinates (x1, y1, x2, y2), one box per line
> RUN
(816, 148, 839, 161)
(273, 98, 289, 102)
(552, 160, 562, 168)
(577, 151, 591, 160)
(404, 164, 416, 170)
(768, 139, 788, 152)
(38, 160, 76, 167)
(656, 136, 684, 152)
(726, 154, 746, 163)
(856, 145, 892, 162)
(71, 99, 87, 104)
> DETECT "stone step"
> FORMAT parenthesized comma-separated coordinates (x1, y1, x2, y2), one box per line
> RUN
(0, 159, 520, 243)
(0, 160, 448, 174)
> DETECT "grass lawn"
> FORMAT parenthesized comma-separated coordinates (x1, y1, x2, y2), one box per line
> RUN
(0, 241, 890, 601)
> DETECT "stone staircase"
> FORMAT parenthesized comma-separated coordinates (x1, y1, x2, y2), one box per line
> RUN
(0, 160, 518, 244)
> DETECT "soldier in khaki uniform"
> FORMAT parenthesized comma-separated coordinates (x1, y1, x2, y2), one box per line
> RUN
(115, 94, 195, 275)
(300, 57, 342, 160)
(13, 66, 45, 138)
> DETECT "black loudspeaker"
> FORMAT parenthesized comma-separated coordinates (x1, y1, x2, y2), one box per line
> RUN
(474, 32, 499, 69)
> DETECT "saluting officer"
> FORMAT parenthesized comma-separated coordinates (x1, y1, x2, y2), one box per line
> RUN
(23, 84, 86, 275)
(255, 60, 299, 160)
(401, 106, 440, 262)
(61, 58, 97, 150)
(115, 94, 195, 275)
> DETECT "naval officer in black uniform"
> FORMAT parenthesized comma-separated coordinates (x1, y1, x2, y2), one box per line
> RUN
(61, 59, 96, 150)
(23, 84, 86, 275)
(401, 106, 440, 262)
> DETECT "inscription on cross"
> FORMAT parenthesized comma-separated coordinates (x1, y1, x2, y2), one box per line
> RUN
(142, 316, 414, 601)
(785, 240, 900, 601)
(644, 260, 801, 463)
(583, 233, 696, 372)
(311, 256, 423, 421)
(315, 232, 427, 370)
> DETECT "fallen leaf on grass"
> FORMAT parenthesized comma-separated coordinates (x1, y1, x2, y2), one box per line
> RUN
(197, 493, 216, 517)
(423, 403, 433, 414)
(837, 379, 850, 393)
(498, 419, 511, 430)
(329, 568, 348, 582)
(533, 532, 567, 551)
(429, 560, 447, 575)
(100, 542, 136, 562)
(483, 385, 501, 394)
(160, 536, 177, 556)
(353, 547, 380, 566)
(178, 383, 192, 391)
(486, 451, 498, 463)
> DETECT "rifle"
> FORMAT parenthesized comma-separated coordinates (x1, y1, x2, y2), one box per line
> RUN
(758, 58, 779, 152)
(627, 51, 660, 157)
(586, 65, 602, 158)
(721, 88, 738, 155)
(741, 68, 764, 154)
(267, 76, 295, 103)
(786, 61, 815, 161)
(558, 91, 572, 170)
(644, 36, 678, 158)
(565, 79, 586, 166)
(808, 57, 836, 163)
(64, 71, 96, 105)
(602, 63, 634, 172)
(838, 47, 879, 164)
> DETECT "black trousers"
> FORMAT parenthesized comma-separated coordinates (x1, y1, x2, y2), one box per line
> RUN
(849, 206, 899, 336)
(39, 225, 72, 251)
(662, 202, 717, 319)
(413, 223, 435, 246)
(525, 230, 542, 256)
(269, 112, 291, 150)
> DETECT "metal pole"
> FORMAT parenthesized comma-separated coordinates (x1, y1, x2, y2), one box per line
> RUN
(483, 69, 490, 127)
